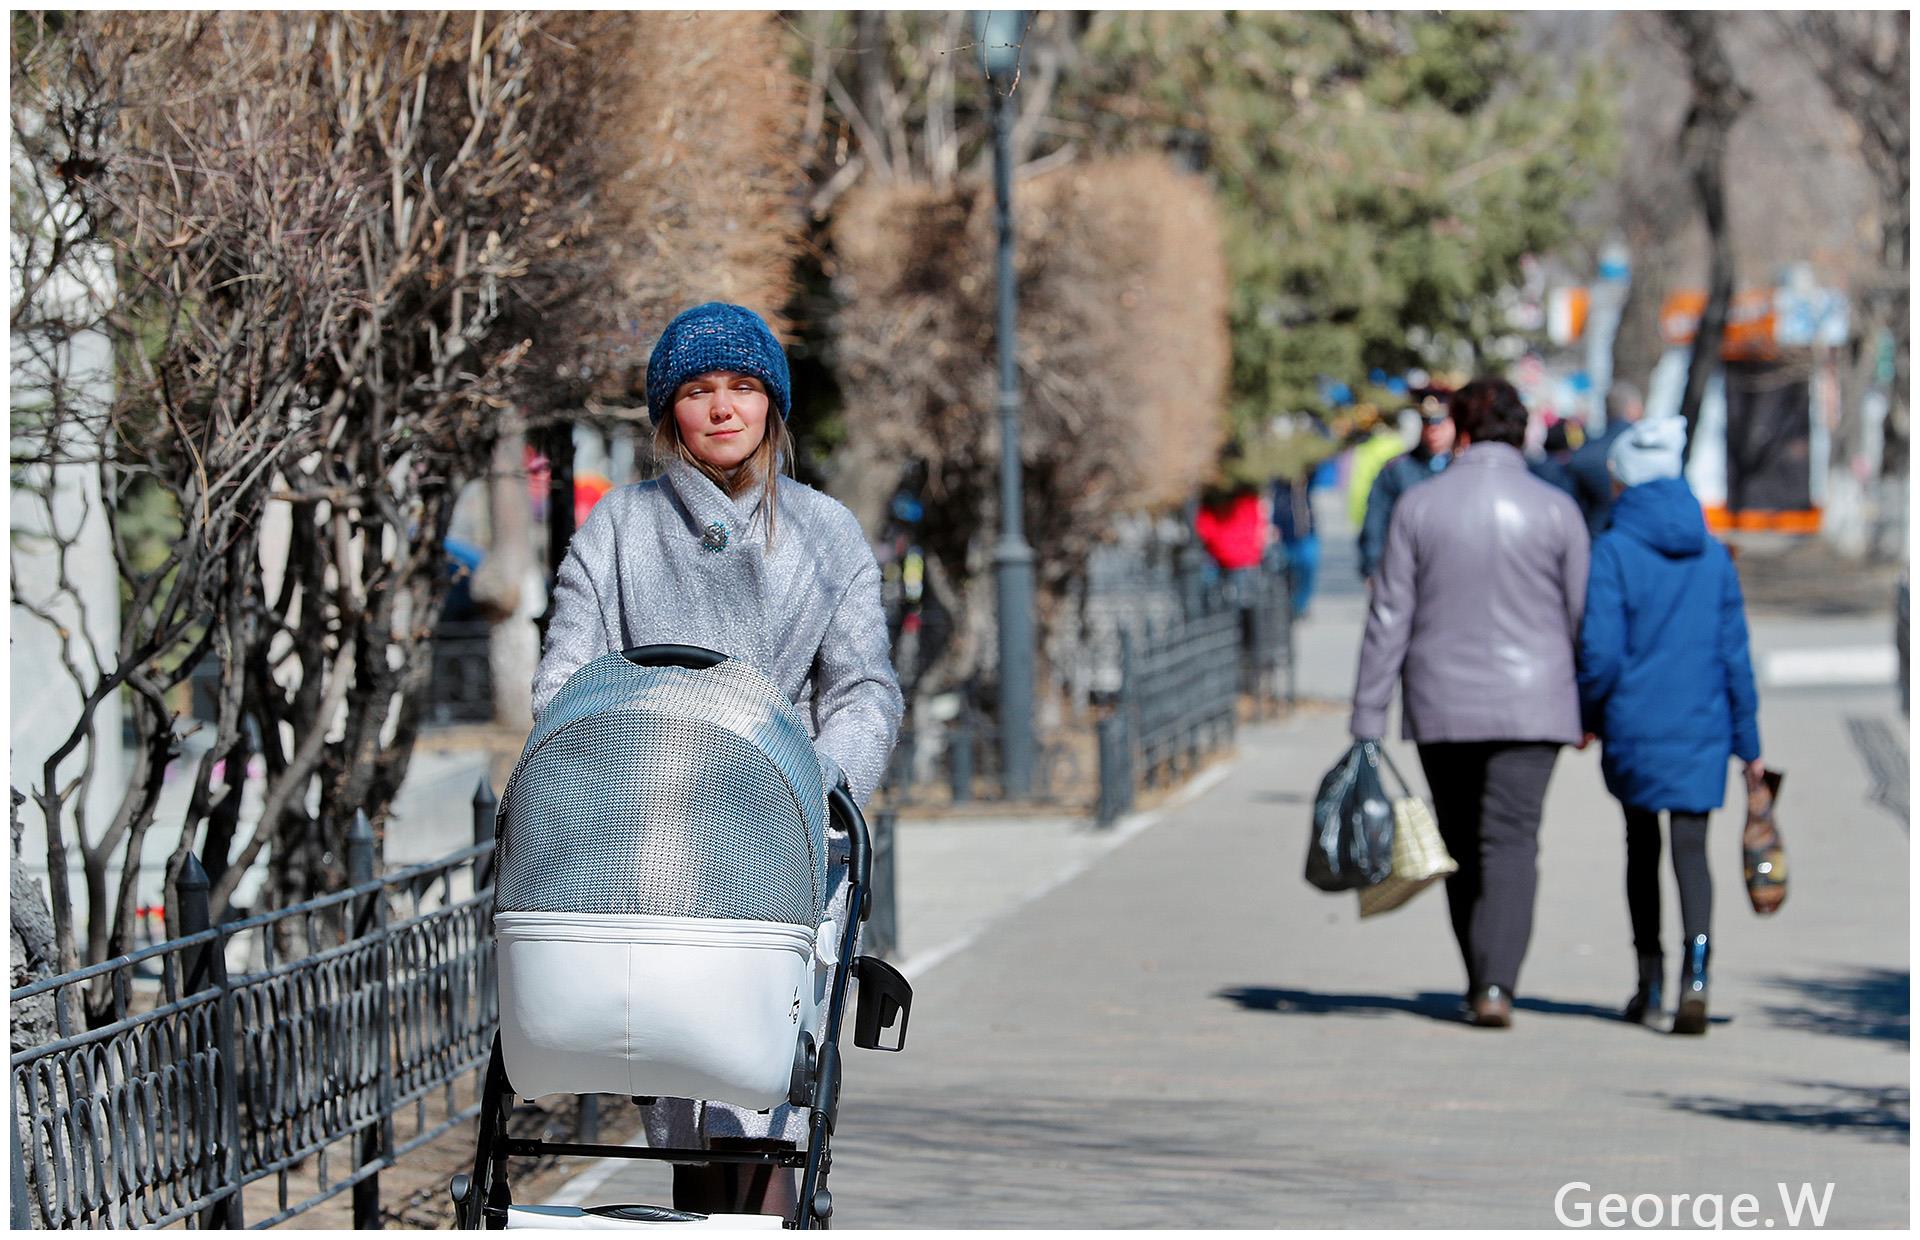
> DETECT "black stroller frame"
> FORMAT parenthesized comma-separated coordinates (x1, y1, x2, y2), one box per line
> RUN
(452, 645, 913, 1230)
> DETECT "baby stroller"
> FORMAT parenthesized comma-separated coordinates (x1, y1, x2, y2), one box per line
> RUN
(452, 645, 913, 1230)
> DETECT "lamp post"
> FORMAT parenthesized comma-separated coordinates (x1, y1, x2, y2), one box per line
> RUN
(977, 10, 1036, 800)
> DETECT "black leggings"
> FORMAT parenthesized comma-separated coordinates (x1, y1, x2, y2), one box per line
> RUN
(1624, 807, 1712, 957)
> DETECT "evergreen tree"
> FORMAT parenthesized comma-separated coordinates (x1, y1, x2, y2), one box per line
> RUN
(1060, 12, 1616, 428)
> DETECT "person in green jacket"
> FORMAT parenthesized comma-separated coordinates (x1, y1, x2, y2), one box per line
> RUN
(1346, 407, 1409, 529)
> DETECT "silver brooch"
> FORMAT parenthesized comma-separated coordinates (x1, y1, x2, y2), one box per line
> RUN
(700, 521, 729, 553)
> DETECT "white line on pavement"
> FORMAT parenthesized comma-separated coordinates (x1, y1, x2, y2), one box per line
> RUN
(892, 759, 1235, 981)
(545, 1142, 635, 1206)
(1762, 646, 1898, 688)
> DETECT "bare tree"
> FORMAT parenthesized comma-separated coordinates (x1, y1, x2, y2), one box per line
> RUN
(10, 13, 615, 979)
(1664, 12, 1752, 456)
(13, 12, 808, 982)
(1776, 12, 1910, 480)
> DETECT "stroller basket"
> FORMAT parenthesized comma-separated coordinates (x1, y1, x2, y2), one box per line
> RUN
(494, 648, 830, 1107)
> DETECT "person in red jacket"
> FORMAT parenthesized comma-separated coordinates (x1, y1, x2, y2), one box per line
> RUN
(1195, 482, 1272, 599)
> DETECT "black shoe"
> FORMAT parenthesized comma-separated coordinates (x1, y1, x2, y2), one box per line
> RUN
(1623, 953, 1663, 1025)
(1468, 984, 1513, 1028)
(1673, 934, 1710, 1035)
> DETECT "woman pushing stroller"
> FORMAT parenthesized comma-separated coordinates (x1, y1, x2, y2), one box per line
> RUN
(533, 301, 904, 1214)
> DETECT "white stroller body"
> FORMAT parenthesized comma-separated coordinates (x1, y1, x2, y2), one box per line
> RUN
(455, 645, 911, 1230)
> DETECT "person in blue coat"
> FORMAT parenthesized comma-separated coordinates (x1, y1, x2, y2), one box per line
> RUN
(1577, 416, 1764, 1036)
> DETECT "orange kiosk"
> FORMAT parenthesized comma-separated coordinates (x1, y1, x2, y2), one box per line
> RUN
(1659, 289, 1824, 535)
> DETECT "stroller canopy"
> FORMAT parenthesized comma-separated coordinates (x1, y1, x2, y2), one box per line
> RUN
(496, 651, 828, 927)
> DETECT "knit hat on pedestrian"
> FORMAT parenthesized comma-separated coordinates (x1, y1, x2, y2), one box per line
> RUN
(645, 302, 791, 426)
(1608, 415, 1687, 488)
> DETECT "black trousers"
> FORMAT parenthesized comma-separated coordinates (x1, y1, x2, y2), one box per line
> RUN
(1623, 807, 1713, 958)
(1417, 741, 1561, 995)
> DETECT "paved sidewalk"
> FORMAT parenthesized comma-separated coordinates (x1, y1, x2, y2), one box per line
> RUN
(549, 625, 1907, 1225)
(540, 497, 1908, 1225)
(545, 773, 1235, 1210)
(817, 678, 1907, 1227)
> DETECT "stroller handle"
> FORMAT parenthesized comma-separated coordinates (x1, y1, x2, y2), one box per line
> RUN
(621, 643, 728, 670)
(828, 782, 872, 912)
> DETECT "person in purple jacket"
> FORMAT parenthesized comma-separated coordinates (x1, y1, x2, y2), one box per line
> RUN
(1577, 416, 1764, 1036)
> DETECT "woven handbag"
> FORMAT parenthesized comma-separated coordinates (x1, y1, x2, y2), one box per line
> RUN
(1357, 747, 1458, 919)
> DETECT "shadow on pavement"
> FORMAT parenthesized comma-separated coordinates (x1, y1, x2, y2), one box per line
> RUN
(1653, 1082, 1910, 1145)
(1218, 986, 1460, 1023)
(1510, 994, 1635, 1021)
(1845, 716, 1910, 827)
(1216, 986, 1622, 1025)
(1762, 967, 1911, 1045)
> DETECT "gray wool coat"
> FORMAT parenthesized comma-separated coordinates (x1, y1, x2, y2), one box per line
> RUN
(531, 455, 903, 1148)
(1350, 443, 1589, 745)
(533, 456, 903, 806)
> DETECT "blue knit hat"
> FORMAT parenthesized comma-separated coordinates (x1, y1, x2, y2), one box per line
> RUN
(645, 302, 791, 425)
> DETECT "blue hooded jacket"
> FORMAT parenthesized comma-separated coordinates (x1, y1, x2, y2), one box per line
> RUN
(1577, 477, 1761, 813)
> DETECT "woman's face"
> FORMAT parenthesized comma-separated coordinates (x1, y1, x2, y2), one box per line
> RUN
(672, 370, 770, 471)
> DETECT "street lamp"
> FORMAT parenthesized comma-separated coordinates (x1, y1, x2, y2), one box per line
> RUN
(976, 10, 1036, 800)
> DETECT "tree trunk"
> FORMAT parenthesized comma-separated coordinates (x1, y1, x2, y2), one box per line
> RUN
(11, 792, 57, 1227)
(472, 431, 538, 728)
(1873, 212, 1909, 486)
(1667, 13, 1751, 459)
(11, 789, 60, 1049)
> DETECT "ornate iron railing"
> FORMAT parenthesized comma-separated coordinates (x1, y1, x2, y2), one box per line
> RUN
(11, 790, 500, 1230)
(1124, 595, 1243, 787)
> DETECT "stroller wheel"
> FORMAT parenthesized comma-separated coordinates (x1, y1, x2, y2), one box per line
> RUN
(788, 1032, 817, 1107)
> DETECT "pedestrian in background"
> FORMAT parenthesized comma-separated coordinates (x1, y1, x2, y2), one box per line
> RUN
(1350, 378, 1589, 1028)
(1270, 468, 1321, 619)
(1356, 398, 1455, 584)
(1568, 382, 1645, 535)
(1194, 479, 1271, 602)
(1345, 406, 1407, 530)
(1577, 416, 1763, 1036)
(1528, 419, 1580, 500)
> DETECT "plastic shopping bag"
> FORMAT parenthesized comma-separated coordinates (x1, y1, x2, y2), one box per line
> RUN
(1305, 741, 1395, 892)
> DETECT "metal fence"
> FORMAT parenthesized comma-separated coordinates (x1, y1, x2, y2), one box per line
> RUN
(879, 713, 1086, 809)
(11, 775, 900, 1230)
(11, 791, 501, 1230)
(426, 621, 496, 727)
(1094, 569, 1293, 826)
(876, 522, 1294, 817)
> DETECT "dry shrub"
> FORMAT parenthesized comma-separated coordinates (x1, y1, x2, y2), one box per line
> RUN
(831, 154, 1229, 688)
(558, 11, 803, 400)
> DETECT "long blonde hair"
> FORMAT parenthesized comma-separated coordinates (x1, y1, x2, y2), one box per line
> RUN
(653, 411, 790, 550)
